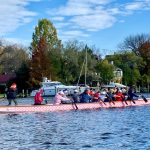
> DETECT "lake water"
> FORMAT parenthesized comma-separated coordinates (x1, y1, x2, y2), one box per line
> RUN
(0, 96, 150, 150)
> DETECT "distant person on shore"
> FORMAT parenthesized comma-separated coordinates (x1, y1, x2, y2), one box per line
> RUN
(6, 83, 18, 106)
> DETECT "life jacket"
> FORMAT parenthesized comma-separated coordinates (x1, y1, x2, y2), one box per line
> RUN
(93, 92, 100, 101)
(89, 90, 95, 96)
(114, 92, 124, 101)
(34, 90, 43, 104)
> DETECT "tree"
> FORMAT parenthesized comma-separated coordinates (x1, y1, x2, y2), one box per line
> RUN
(96, 60, 114, 84)
(119, 33, 150, 56)
(30, 19, 62, 85)
(139, 42, 150, 75)
(106, 51, 144, 86)
(16, 62, 31, 94)
(0, 44, 29, 74)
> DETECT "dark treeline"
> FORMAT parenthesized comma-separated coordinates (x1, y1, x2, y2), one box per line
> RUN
(0, 19, 150, 93)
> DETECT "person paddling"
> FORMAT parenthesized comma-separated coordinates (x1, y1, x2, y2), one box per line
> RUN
(127, 86, 139, 104)
(53, 91, 70, 105)
(80, 89, 92, 103)
(34, 89, 44, 105)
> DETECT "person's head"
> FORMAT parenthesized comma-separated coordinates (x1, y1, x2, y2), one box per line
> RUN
(10, 83, 17, 90)
(39, 89, 44, 93)
(63, 89, 68, 94)
(110, 88, 114, 93)
(84, 89, 90, 94)
(59, 91, 64, 96)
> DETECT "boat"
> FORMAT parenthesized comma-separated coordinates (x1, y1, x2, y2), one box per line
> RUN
(0, 98, 150, 114)
(30, 77, 85, 96)
(101, 82, 127, 88)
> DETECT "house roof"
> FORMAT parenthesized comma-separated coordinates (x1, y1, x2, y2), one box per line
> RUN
(0, 73, 16, 84)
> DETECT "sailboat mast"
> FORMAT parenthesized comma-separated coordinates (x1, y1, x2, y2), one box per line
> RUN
(85, 45, 87, 86)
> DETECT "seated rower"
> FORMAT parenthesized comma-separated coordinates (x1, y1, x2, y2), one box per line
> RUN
(80, 89, 91, 103)
(127, 86, 139, 101)
(72, 89, 80, 103)
(53, 91, 71, 105)
(34, 89, 44, 105)
(92, 91, 100, 102)
(114, 90, 124, 101)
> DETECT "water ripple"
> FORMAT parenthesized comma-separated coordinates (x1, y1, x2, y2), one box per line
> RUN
(1, 99, 150, 149)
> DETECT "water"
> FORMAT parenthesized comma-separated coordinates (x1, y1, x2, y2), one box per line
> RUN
(0, 94, 150, 150)
(0, 99, 150, 150)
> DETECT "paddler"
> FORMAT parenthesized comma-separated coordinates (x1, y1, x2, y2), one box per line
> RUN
(53, 91, 71, 105)
(34, 89, 44, 105)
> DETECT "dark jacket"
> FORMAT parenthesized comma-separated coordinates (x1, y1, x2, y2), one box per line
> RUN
(80, 93, 91, 103)
(7, 89, 17, 99)
(72, 93, 80, 103)
(128, 88, 138, 100)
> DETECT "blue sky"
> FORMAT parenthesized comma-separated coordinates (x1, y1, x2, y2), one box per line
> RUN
(0, 0, 150, 55)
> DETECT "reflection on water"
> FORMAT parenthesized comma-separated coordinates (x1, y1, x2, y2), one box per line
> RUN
(0, 105, 150, 150)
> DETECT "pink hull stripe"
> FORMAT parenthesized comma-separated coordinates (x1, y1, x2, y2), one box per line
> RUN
(0, 98, 150, 114)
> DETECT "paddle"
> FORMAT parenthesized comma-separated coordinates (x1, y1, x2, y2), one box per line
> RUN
(121, 95, 128, 105)
(125, 93, 136, 104)
(140, 94, 148, 103)
(106, 94, 115, 105)
(98, 98, 106, 105)
(122, 96, 128, 105)
(71, 99, 78, 110)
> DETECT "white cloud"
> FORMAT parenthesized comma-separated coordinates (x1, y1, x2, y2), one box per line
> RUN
(0, 0, 39, 36)
(124, 1, 150, 14)
(125, 2, 144, 11)
(48, 0, 150, 33)
(59, 30, 89, 42)
(47, 0, 117, 33)
(70, 13, 116, 31)
(46, 0, 150, 43)
(62, 30, 89, 37)
(52, 17, 65, 21)
(4, 37, 30, 46)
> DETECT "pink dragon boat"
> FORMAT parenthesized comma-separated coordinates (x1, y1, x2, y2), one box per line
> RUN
(0, 98, 150, 114)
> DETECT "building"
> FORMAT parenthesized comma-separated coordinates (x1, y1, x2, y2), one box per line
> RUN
(113, 68, 123, 83)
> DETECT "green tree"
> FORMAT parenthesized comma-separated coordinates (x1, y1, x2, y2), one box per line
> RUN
(106, 51, 144, 86)
(96, 60, 114, 84)
(139, 42, 150, 75)
(0, 44, 29, 74)
(30, 19, 62, 85)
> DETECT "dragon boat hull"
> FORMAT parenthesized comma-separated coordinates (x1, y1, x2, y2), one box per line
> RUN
(0, 98, 150, 114)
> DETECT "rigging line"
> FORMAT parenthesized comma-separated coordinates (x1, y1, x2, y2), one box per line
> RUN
(85, 45, 87, 86)
(77, 58, 86, 86)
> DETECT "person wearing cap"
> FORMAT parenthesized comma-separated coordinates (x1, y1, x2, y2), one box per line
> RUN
(72, 89, 80, 103)
(6, 83, 18, 105)
(53, 91, 70, 105)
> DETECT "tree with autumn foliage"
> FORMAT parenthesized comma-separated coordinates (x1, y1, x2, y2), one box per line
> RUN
(139, 42, 150, 76)
(30, 19, 62, 86)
